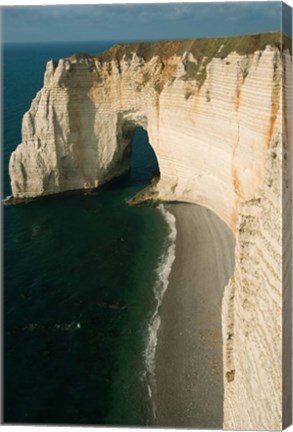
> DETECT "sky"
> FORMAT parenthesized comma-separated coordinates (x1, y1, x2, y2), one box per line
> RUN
(1, 1, 292, 44)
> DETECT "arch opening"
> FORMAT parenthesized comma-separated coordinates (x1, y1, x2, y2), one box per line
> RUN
(115, 113, 160, 195)
(130, 127, 160, 185)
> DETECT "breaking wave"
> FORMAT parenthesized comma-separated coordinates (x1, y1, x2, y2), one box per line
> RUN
(2, 195, 13, 205)
(144, 204, 177, 419)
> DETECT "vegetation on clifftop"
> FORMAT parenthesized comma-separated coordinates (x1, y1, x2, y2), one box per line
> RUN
(66, 31, 291, 90)
(67, 31, 291, 64)
(95, 31, 291, 64)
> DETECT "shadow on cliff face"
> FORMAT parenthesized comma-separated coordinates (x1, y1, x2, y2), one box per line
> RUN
(62, 73, 99, 191)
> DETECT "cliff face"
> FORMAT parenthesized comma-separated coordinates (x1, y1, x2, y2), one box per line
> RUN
(222, 46, 291, 430)
(9, 33, 292, 430)
(8, 34, 289, 229)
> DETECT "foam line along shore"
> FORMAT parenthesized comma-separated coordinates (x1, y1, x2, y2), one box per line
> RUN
(154, 202, 235, 428)
(144, 204, 177, 420)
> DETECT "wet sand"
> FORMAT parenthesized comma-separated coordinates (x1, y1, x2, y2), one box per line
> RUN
(154, 203, 235, 428)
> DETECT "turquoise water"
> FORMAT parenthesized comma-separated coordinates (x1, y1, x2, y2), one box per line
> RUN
(3, 42, 170, 425)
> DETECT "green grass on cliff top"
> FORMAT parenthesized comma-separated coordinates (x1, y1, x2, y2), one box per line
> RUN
(93, 31, 291, 64)
(68, 32, 291, 90)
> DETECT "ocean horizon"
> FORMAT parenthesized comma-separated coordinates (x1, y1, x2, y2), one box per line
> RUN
(3, 2, 292, 429)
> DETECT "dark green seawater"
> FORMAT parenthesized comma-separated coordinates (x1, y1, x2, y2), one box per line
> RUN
(3, 42, 170, 425)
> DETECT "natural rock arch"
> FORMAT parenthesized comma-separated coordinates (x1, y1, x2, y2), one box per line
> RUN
(9, 38, 286, 232)
(115, 111, 158, 175)
(8, 34, 292, 430)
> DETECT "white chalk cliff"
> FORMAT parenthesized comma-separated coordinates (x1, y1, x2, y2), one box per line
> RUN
(9, 33, 292, 430)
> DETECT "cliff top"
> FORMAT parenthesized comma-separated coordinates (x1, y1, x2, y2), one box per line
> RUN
(68, 31, 291, 64)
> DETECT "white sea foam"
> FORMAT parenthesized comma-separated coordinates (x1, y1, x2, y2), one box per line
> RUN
(144, 204, 177, 419)
(2, 195, 13, 205)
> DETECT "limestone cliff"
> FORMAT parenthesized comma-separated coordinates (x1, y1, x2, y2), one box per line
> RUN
(9, 32, 292, 430)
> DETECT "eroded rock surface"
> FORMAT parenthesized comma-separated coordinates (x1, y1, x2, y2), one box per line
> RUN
(9, 32, 292, 430)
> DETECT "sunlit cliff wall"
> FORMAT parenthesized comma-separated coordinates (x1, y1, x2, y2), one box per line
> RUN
(9, 33, 292, 430)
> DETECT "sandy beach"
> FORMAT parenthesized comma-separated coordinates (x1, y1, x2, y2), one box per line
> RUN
(154, 203, 235, 428)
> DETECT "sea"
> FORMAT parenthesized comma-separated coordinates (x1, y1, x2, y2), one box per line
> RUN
(3, 41, 176, 425)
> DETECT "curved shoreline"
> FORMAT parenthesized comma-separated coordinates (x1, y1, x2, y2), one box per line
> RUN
(144, 204, 177, 420)
(153, 202, 235, 428)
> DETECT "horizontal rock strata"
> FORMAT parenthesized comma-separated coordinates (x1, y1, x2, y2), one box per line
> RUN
(9, 32, 292, 430)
